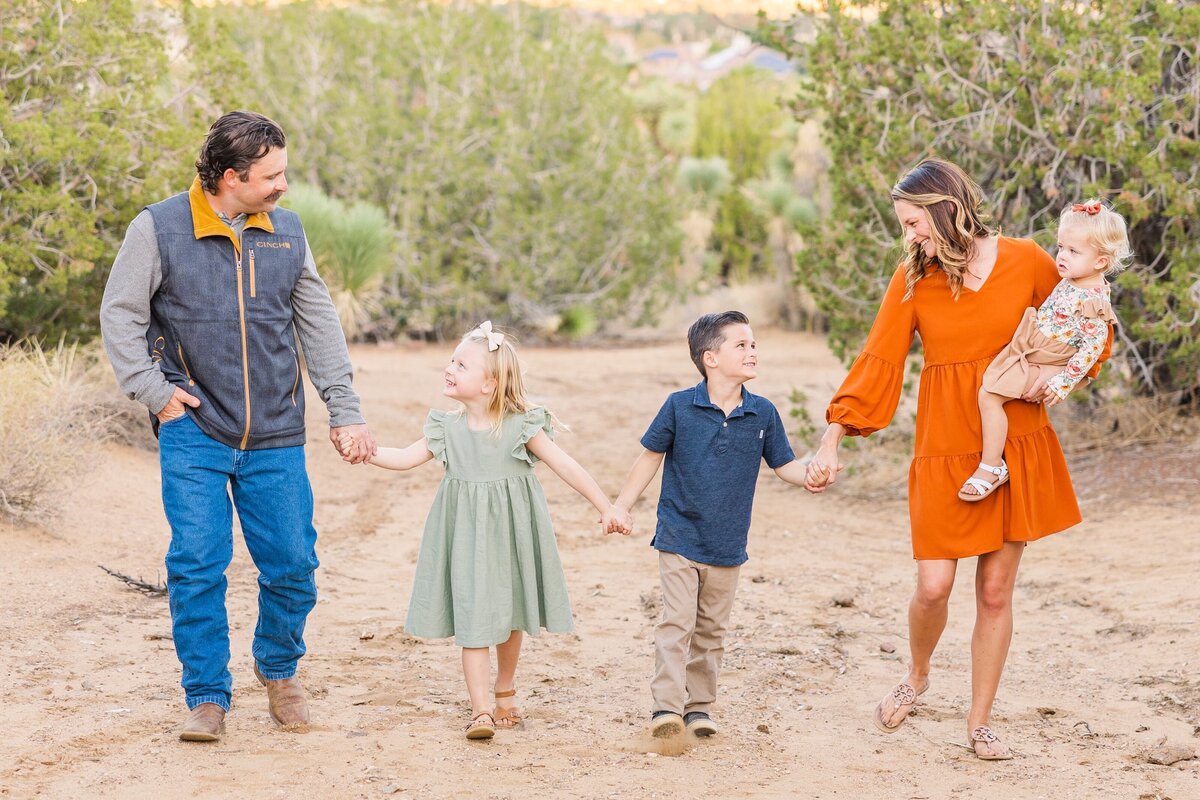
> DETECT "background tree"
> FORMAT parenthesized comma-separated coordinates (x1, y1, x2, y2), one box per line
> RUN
(768, 0, 1200, 400)
(693, 66, 792, 280)
(0, 0, 202, 343)
(220, 1, 684, 337)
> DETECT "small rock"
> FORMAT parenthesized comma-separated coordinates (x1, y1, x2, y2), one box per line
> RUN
(1135, 725, 1149, 733)
(756, 723, 770, 733)
(879, 643, 896, 654)
(360, 630, 375, 641)
(831, 596, 855, 608)
(1146, 742, 1195, 766)
(1036, 707, 1057, 718)
(381, 785, 404, 796)
(751, 575, 767, 584)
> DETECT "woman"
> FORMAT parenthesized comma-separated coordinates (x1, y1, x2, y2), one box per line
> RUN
(804, 158, 1110, 760)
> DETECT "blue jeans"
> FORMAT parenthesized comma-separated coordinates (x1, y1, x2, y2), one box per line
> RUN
(159, 413, 319, 711)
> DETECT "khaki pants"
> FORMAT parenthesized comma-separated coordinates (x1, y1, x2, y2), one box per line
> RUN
(651, 551, 741, 715)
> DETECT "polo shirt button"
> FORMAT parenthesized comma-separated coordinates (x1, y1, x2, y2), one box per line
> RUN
(722, 422, 728, 427)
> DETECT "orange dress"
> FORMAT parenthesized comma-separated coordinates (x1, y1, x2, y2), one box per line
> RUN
(826, 237, 1111, 560)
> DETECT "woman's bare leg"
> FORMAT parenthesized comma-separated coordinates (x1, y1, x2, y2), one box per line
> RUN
(969, 542, 1025, 744)
(907, 559, 958, 687)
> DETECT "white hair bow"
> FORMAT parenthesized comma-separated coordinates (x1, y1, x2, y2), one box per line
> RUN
(474, 320, 505, 352)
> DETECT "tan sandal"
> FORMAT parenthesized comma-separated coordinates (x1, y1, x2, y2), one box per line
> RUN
(493, 687, 523, 729)
(970, 725, 1013, 760)
(465, 711, 496, 740)
(873, 678, 930, 733)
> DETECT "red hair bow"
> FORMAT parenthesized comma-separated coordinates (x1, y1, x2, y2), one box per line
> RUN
(1071, 201, 1102, 215)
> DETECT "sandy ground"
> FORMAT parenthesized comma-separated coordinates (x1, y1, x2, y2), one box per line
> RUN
(1, 330, 1197, 800)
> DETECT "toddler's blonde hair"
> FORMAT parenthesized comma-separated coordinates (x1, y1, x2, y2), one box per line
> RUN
(1059, 200, 1133, 274)
(460, 323, 530, 434)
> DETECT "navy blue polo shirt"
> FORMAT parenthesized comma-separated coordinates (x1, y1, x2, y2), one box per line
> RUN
(640, 381, 795, 567)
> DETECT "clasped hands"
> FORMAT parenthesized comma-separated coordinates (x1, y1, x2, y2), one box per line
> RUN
(332, 424, 377, 464)
(602, 504, 633, 536)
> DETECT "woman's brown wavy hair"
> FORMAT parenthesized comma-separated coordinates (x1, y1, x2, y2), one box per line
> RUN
(890, 158, 995, 301)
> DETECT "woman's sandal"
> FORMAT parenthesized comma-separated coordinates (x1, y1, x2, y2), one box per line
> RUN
(493, 687, 524, 730)
(872, 678, 930, 734)
(970, 725, 1013, 760)
(465, 711, 496, 740)
(958, 460, 1009, 502)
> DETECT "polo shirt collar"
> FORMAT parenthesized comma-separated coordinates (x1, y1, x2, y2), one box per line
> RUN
(188, 176, 274, 254)
(691, 381, 758, 418)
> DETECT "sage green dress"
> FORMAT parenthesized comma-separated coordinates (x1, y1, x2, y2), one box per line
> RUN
(404, 407, 574, 647)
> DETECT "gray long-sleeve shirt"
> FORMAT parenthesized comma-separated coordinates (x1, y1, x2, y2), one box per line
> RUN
(100, 209, 365, 426)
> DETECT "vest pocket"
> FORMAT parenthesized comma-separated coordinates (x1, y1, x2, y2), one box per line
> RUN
(249, 248, 257, 298)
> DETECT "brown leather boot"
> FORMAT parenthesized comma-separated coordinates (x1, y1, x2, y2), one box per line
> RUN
(179, 703, 225, 742)
(253, 663, 310, 727)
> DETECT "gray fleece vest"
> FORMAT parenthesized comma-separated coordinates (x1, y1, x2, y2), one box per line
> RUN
(146, 192, 309, 449)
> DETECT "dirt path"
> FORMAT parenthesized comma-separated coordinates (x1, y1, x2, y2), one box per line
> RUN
(1, 331, 1196, 799)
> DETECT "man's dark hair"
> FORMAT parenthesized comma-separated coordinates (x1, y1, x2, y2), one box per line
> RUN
(195, 111, 287, 193)
(687, 311, 750, 378)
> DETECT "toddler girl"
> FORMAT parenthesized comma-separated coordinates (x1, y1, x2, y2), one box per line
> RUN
(345, 322, 624, 738)
(959, 200, 1126, 501)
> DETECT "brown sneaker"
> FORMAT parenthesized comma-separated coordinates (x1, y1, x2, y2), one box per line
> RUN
(179, 703, 225, 742)
(253, 663, 310, 727)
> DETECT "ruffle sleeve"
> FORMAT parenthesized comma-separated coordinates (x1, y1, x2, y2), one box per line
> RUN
(1080, 296, 1117, 324)
(825, 267, 915, 437)
(512, 406, 555, 465)
(827, 352, 906, 437)
(423, 409, 449, 468)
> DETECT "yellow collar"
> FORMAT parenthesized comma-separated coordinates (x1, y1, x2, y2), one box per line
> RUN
(188, 177, 275, 254)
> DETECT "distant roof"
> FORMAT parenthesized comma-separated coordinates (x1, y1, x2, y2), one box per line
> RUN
(752, 51, 793, 73)
(643, 48, 681, 62)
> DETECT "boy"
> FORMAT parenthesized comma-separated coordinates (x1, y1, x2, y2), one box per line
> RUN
(612, 311, 812, 738)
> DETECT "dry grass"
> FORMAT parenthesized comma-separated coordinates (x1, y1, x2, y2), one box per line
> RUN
(0, 341, 144, 524)
(1052, 393, 1200, 453)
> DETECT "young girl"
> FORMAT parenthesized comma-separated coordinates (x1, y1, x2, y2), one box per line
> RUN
(345, 322, 625, 740)
(958, 200, 1126, 501)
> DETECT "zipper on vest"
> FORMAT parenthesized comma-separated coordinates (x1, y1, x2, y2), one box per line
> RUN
(248, 247, 257, 298)
(290, 347, 300, 407)
(176, 344, 195, 387)
(235, 249, 252, 450)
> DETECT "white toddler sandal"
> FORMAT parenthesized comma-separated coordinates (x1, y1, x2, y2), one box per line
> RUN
(958, 460, 1009, 502)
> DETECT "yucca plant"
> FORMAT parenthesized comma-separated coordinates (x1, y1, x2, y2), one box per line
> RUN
(676, 157, 732, 199)
(283, 184, 393, 341)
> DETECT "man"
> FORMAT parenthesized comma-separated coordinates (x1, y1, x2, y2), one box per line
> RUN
(101, 111, 376, 742)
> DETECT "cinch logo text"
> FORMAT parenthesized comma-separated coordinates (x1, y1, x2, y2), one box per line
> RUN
(255, 241, 292, 249)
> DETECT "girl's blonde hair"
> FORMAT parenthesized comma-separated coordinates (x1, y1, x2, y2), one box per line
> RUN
(1059, 200, 1133, 274)
(460, 322, 530, 433)
(890, 158, 996, 301)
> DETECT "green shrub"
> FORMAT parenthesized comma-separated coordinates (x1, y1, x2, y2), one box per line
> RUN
(769, 0, 1200, 399)
(223, 2, 684, 337)
(283, 184, 393, 341)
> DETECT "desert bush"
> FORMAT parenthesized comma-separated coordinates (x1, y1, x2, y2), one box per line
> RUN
(769, 0, 1200, 401)
(283, 184, 393, 341)
(0, 0, 241, 345)
(0, 341, 132, 523)
(220, 1, 684, 337)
